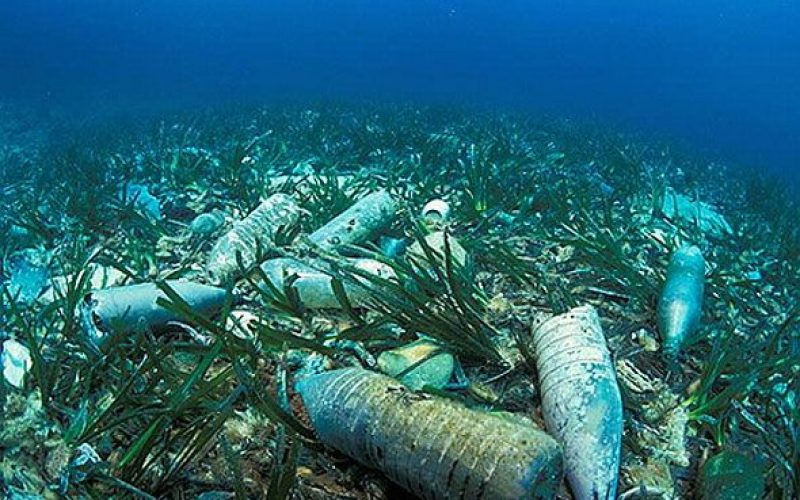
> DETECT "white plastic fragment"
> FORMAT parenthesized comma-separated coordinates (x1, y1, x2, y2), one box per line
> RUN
(40, 265, 129, 304)
(660, 188, 733, 236)
(122, 183, 162, 220)
(1, 339, 32, 388)
(407, 230, 468, 269)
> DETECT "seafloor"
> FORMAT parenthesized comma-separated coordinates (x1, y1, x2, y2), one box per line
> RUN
(0, 102, 797, 499)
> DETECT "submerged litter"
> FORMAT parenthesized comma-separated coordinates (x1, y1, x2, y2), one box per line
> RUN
(657, 245, 705, 359)
(4, 250, 49, 304)
(259, 257, 395, 309)
(1, 339, 32, 389)
(307, 189, 397, 251)
(79, 280, 228, 346)
(407, 230, 468, 270)
(206, 193, 301, 285)
(421, 198, 452, 226)
(122, 183, 162, 220)
(659, 188, 733, 236)
(0, 104, 794, 498)
(527, 305, 623, 500)
(295, 368, 563, 499)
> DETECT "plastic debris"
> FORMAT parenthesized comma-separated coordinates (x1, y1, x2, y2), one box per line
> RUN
(421, 198, 451, 226)
(5, 250, 49, 304)
(407, 230, 468, 269)
(376, 339, 455, 391)
(79, 280, 228, 346)
(745, 270, 763, 282)
(206, 193, 301, 285)
(260, 258, 395, 309)
(122, 183, 162, 220)
(528, 305, 623, 500)
(1, 339, 32, 388)
(308, 189, 398, 251)
(60, 443, 103, 489)
(377, 235, 408, 258)
(657, 245, 705, 358)
(40, 264, 128, 304)
(659, 188, 733, 236)
(295, 368, 563, 499)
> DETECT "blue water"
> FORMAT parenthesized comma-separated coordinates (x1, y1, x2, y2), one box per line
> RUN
(1, 1, 798, 181)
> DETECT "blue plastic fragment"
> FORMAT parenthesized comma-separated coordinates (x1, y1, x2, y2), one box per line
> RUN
(123, 183, 162, 220)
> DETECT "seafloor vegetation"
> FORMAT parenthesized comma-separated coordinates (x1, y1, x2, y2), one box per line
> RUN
(0, 102, 797, 499)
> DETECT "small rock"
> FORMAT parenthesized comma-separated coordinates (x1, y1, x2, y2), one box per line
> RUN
(190, 211, 225, 236)
(377, 339, 454, 391)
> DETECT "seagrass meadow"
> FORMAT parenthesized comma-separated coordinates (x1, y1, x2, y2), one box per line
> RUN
(0, 102, 797, 499)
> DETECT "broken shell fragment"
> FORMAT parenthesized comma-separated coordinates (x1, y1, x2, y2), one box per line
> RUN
(259, 258, 395, 309)
(308, 189, 398, 251)
(79, 281, 228, 346)
(206, 193, 301, 285)
(376, 339, 455, 391)
(295, 368, 563, 499)
(657, 245, 705, 358)
(421, 198, 451, 225)
(528, 305, 623, 500)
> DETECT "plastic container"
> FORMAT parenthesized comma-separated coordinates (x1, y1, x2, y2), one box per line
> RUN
(206, 193, 301, 285)
(528, 305, 622, 500)
(296, 368, 563, 499)
(308, 189, 397, 251)
(80, 280, 228, 346)
(657, 245, 705, 358)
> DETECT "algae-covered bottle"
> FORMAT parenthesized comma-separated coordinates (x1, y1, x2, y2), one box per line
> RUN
(657, 245, 705, 358)
(308, 189, 397, 251)
(296, 368, 563, 499)
(259, 257, 395, 309)
(80, 280, 228, 346)
(206, 193, 301, 285)
(528, 305, 622, 500)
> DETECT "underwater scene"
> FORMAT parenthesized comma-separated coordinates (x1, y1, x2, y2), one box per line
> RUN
(1, 2, 798, 500)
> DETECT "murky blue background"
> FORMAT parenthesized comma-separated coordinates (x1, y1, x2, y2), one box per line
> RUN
(1, 1, 797, 179)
